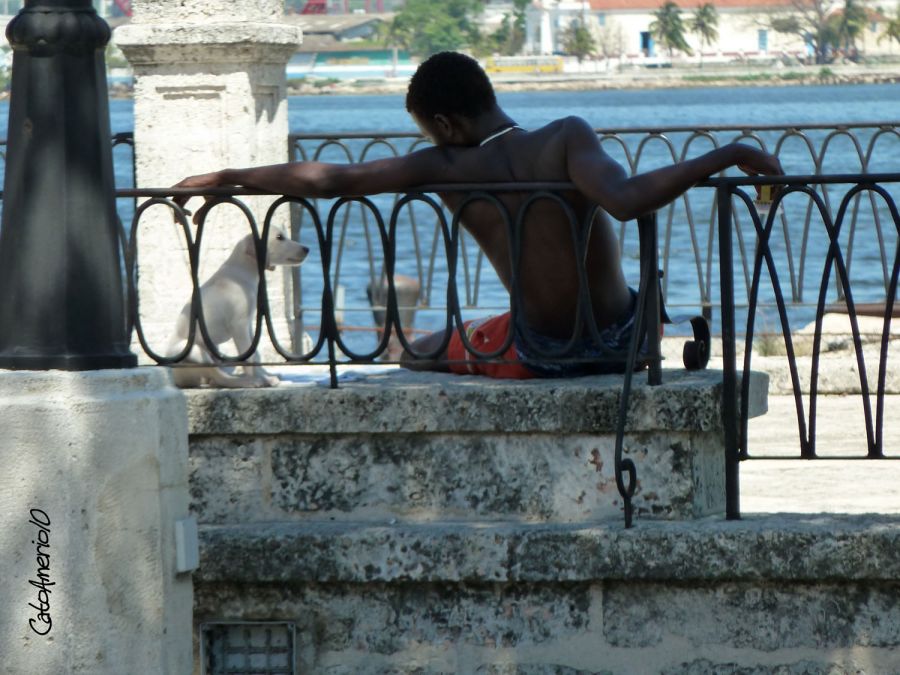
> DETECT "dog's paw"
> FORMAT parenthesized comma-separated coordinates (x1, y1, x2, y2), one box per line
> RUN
(242, 375, 280, 388)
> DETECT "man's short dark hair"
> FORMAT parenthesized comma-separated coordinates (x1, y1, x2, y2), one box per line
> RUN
(406, 51, 497, 120)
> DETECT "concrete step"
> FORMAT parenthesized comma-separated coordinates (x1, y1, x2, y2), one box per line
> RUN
(195, 515, 900, 585)
(186, 369, 768, 525)
(192, 518, 900, 675)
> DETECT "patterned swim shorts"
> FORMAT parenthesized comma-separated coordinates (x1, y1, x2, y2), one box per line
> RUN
(514, 288, 648, 378)
(445, 288, 650, 379)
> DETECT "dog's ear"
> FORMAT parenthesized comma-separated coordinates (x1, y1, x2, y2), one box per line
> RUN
(244, 235, 270, 269)
(244, 236, 274, 270)
(243, 235, 257, 259)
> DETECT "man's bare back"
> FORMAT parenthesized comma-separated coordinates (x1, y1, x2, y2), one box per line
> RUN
(174, 51, 783, 377)
(431, 120, 632, 338)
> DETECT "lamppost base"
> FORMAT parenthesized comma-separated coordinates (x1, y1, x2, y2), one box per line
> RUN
(0, 352, 137, 371)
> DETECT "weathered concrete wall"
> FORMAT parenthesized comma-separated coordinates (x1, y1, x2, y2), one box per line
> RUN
(186, 369, 767, 523)
(0, 369, 192, 674)
(184, 368, 900, 673)
(195, 516, 900, 674)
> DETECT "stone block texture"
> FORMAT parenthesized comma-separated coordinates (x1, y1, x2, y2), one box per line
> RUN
(184, 368, 900, 674)
(187, 369, 766, 524)
(193, 517, 900, 674)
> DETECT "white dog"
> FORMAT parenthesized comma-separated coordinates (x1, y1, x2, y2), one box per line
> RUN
(166, 224, 309, 388)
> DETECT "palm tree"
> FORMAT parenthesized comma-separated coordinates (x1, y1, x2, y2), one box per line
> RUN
(691, 3, 719, 66)
(879, 5, 900, 48)
(650, 1, 693, 58)
(837, 0, 868, 56)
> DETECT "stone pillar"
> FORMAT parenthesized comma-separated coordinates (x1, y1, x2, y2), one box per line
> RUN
(114, 2, 302, 362)
(0, 369, 193, 674)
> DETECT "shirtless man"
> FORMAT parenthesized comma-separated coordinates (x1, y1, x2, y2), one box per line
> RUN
(173, 51, 783, 378)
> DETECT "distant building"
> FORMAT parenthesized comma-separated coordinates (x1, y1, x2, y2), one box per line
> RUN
(284, 11, 390, 47)
(525, 0, 900, 62)
(281, 12, 414, 79)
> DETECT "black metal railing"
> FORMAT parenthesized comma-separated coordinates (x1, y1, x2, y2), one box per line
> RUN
(287, 123, 900, 328)
(122, 183, 694, 527)
(710, 174, 900, 519)
(113, 171, 900, 524)
(4, 121, 891, 336)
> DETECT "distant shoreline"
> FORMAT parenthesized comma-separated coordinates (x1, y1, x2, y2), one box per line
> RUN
(99, 63, 900, 99)
(285, 64, 900, 96)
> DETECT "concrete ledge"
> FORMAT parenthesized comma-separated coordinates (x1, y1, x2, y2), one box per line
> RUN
(196, 515, 900, 585)
(185, 368, 768, 436)
(185, 367, 900, 674)
(186, 369, 767, 523)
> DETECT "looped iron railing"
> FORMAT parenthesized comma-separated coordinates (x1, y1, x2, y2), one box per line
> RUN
(3, 121, 897, 329)
(122, 183, 673, 527)
(115, 170, 899, 524)
(286, 123, 899, 330)
(708, 173, 900, 520)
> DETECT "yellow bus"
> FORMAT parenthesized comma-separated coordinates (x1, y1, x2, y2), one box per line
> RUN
(484, 55, 564, 74)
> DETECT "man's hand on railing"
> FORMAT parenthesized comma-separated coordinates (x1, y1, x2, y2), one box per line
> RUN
(734, 145, 785, 203)
(171, 171, 234, 225)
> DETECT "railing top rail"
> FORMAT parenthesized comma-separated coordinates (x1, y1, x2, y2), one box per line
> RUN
(120, 183, 578, 199)
(118, 173, 900, 200)
(699, 172, 900, 187)
(1, 121, 896, 148)
(286, 122, 900, 141)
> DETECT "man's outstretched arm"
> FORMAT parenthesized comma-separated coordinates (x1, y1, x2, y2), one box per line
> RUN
(172, 147, 454, 208)
(563, 116, 783, 221)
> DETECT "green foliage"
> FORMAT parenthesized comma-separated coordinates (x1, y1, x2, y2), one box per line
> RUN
(840, 0, 868, 48)
(312, 77, 342, 88)
(650, 1, 693, 57)
(770, 15, 802, 34)
(105, 43, 129, 69)
(690, 2, 719, 49)
(879, 5, 900, 47)
(484, 0, 529, 56)
(286, 76, 342, 90)
(561, 19, 596, 62)
(768, 0, 841, 64)
(680, 70, 813, 83)
(387, 0, 485, 58)
(683, 72, 772, 82)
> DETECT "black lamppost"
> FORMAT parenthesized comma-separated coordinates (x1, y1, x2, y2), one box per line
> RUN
(0, 0, 136, 370)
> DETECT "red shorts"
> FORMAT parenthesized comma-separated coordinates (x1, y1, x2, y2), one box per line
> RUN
(446, 313, 535, 379)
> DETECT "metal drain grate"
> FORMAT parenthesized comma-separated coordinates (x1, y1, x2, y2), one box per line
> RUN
(200, 621, 295, 675)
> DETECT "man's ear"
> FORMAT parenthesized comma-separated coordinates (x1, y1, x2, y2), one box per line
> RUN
(432, 114, 453, 138)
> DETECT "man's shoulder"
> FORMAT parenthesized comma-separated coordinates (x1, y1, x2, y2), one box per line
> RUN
(526, 116, 595, 144)
(538, 115, 593, 133)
